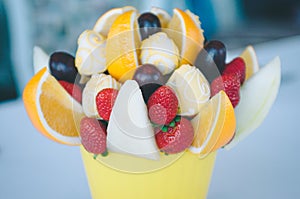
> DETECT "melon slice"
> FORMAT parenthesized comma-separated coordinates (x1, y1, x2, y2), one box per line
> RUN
(107, 80, 160, 160)
(33, 46, 49, 74)
(225, 57, 281, 149)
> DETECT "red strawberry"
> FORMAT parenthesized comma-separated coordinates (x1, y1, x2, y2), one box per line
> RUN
(147, 85, 178, 125)
(59, 80, 82, 103)
(80, 117, 107, 154)
(210, 74, 240, 107)
(96, 88, 118, 121)
(223, 57, 246, 84)
(155, 117, 194, 154)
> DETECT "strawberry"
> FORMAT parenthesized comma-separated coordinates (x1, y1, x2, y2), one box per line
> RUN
(155, 117, 194, 154)
(96, 88, 118, 121)
(80, 117, 107, 154)
(58, 80, 82, 103)
(223, 57, 246, 84)
(147, 85, 178, 125)
(210, 74, 240, 107)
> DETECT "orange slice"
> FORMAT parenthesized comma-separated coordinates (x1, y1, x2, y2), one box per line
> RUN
(106, 10, 140, 82)
(190, 90, 236, 157)
(240, 45, 260, 80)
(93, 6, 136, 37)
(167, 9, 205, 65)
(23, 68, 85, 145)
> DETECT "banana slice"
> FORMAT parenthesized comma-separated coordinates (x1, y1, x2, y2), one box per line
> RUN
(167, 64, 210, 116)
(140, 32, 179, 75)
(75, 30, 106, 75)
(82, 74, 120, 118)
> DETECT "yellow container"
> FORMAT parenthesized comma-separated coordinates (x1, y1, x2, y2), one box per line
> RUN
(81, 147, 216, 199)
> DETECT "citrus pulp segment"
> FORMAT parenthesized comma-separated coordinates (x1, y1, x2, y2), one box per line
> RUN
(167, 8, 204, 65)
(93, 6, 136, 37)
(106, 10, 140, 81)
(190, 90, 236, 157)
(240, 45, 260, 80)
(23, 67, 85, 145)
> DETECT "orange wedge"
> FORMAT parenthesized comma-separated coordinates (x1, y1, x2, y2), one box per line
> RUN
(190, 90, 236, 157)
(106, 10, 140, 81)
(93, 6, 136, 37)
(167, 9, 205, 65)
(23, 68, 85, 145)
(240, 45, 260, 80)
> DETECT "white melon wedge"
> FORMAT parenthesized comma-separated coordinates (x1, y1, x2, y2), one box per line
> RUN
(33, 46, 49, 74)
(225, 56, 281, 150)
(107, 80, 160, 160)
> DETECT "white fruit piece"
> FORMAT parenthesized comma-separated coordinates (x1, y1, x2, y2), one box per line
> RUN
(140, 32, 179, 75)
(82, 74, 120, 118)
(107, 80, 160, 160)
(33, 46, 49, 74)
(225, 57, 281, 149)
(167, 64, 210, 116)
(150, 7, 171, 28)
(75, 30, 106, 75)
(79, 75, 91, 85)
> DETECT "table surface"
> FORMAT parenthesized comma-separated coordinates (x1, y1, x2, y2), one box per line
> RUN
(1, 35, 300, 199)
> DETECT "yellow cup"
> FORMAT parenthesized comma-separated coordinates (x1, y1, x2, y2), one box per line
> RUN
(81, 146, 216, 199)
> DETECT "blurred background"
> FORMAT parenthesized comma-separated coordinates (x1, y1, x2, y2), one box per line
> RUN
(1, 0, 300, 102)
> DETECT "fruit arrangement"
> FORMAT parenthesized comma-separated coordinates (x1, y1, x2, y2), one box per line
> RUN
(23, 6, 281, 161)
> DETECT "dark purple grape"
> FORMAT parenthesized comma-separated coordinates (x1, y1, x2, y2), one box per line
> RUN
(49, 52, 79, 83)
(133, 64, 164, 86)
(194, 40, 226, 83)
(133, 64, 164, 102)
(205, 40, 226, 72)
(138, 12, 161, 40)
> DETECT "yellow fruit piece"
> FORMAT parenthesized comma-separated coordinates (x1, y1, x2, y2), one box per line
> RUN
(167, 8, 204, 65)
(240, 45, 260, 80)
(93, 6, 136, 37)
(23, 68, 85, 145)
(190, 90, 236, 157)
(106, 10, 140, 82)
(150, 7, 171, 28)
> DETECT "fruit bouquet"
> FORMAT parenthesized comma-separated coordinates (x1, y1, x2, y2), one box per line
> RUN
(23, 6, 281, 199)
